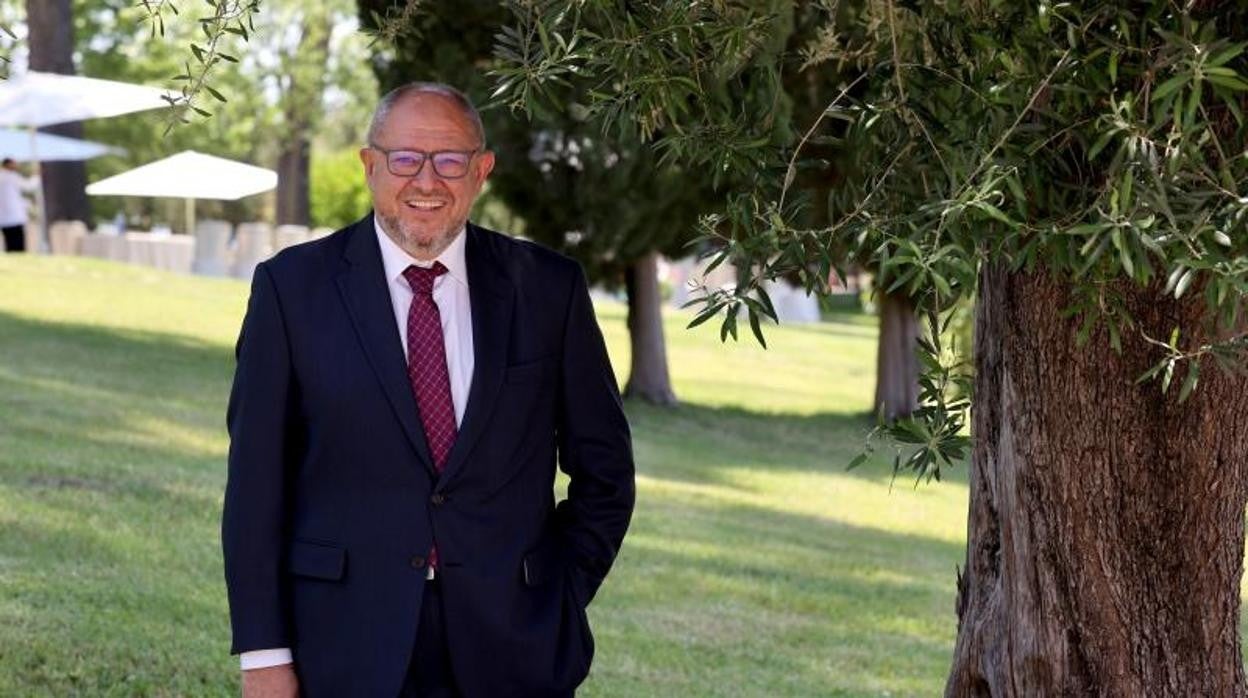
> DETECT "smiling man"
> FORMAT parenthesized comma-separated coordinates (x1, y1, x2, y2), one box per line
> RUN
(222, 83, 635, 698)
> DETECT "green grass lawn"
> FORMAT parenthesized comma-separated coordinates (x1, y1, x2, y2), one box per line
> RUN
(0, 254, 970, 697)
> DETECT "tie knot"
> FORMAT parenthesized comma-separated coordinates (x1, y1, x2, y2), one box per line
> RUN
(402, 262, 448, 295)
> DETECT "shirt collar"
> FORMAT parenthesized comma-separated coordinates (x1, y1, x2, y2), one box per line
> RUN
(373, 215, 469, 289)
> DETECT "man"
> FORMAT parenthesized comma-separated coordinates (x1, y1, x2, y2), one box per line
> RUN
(0, 158, 34, 252)
(222, 83, 635, 697)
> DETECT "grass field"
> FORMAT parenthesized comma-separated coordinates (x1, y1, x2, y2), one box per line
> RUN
(0, 254, 972, 697)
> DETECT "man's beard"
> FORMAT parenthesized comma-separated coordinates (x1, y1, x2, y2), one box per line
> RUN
(377, 211, 463, 259)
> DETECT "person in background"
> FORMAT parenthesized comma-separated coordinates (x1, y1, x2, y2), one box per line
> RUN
(0, 158, 35, 252)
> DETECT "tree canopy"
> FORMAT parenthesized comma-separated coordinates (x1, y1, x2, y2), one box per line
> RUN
(490, 0, 1248, 478)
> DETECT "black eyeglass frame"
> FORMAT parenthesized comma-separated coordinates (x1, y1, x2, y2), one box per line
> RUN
(367, 144, 484, 179)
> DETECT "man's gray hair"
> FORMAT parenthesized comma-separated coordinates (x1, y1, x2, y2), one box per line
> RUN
(366, 82, 486, 148)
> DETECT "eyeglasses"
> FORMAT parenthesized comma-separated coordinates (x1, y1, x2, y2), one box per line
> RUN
(368, 145, 481, 179)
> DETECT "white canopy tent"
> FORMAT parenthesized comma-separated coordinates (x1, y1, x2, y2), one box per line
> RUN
(0, 71, 171, 247)
(86, 150, 278, 233)
(0, 128, 121, 161)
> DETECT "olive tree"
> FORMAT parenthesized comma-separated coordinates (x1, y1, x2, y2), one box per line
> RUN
(492, 1, 1248, 694)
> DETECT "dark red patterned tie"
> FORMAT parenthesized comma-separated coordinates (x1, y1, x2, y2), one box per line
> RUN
(403, 263, 457, 570)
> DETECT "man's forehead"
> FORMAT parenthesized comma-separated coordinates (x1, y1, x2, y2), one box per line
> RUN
(377, 93, 478, 142)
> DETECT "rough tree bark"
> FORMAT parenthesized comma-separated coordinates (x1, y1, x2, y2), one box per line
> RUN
(28, 0, 91, 227)
(874, 288, 920, 419)
(946, 263, 1248, 696)
(623, 251, 677, 406)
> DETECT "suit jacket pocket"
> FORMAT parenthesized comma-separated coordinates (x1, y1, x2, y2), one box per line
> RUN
(288, 539, 346, 581)
(505, 356, 554, 385)
(521, 533, 565, 587)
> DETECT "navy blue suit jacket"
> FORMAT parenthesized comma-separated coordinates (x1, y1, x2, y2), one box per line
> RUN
(222, 215, 635, 697)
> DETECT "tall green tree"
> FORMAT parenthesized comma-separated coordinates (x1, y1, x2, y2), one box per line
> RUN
(270, 5, 332, 226)
(781, 0, 920, 419)
(493, 1, 1248, 694)
(256, 1, 369, 226)
(485, 124, 722, 405)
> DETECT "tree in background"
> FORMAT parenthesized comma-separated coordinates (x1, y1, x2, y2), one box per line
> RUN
(493, 1, 1248, 694)
(359, 0, 794, 405)
(259, 1, 374, 227)
(28, 0, 91, 225)
(782, 0, 919, 419)
(270, 4, 332, 226)
(492, 127, 728, 404)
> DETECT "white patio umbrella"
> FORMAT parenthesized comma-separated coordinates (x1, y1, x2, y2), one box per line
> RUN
(86, 150, 278, 233)
(0, 70, 172, 247)
(0, 71, 171, 127)
(0, 128, 122, 161)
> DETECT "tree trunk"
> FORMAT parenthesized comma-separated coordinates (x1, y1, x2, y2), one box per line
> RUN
(28, 0, 90, 227)
(273, 9, 330, 227)
(946, 262, 1248, 697)
(874, 289, 919, 419)
(623, 251, 677, 406)
(276, 139, 311, 226)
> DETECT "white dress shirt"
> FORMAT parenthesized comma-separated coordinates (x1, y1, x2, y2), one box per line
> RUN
(240, 220, 475, 671)
(374, 219, 475, 426)
(0, 169, 35, 228)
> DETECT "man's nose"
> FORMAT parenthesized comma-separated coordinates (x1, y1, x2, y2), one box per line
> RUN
(411, 160, 440, 190)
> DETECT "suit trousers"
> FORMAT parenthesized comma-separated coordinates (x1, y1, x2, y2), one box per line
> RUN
(397, 577, 578, 698)
(2, 224, 25, 252)
(401, 578, 460, 697)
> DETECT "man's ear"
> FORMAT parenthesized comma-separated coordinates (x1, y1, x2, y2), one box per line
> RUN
(359, 148, 377, 185)
(476, 150, 496, 182)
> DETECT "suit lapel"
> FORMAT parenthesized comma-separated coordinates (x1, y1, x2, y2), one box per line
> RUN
(335, 215, 436, 475)
(437, 223, 514, 491)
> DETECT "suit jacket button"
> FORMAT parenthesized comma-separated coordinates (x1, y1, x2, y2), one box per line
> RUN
(430, 493, 446, 506)
(410, 555, 426, 569)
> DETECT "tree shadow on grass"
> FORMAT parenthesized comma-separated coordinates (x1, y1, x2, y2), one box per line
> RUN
(623, 399, 970, 491)
(0, 309, 233, 400)
(0, 309, 233, 472)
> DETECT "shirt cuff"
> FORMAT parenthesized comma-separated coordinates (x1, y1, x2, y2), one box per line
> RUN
(240, 648, 293, 670)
